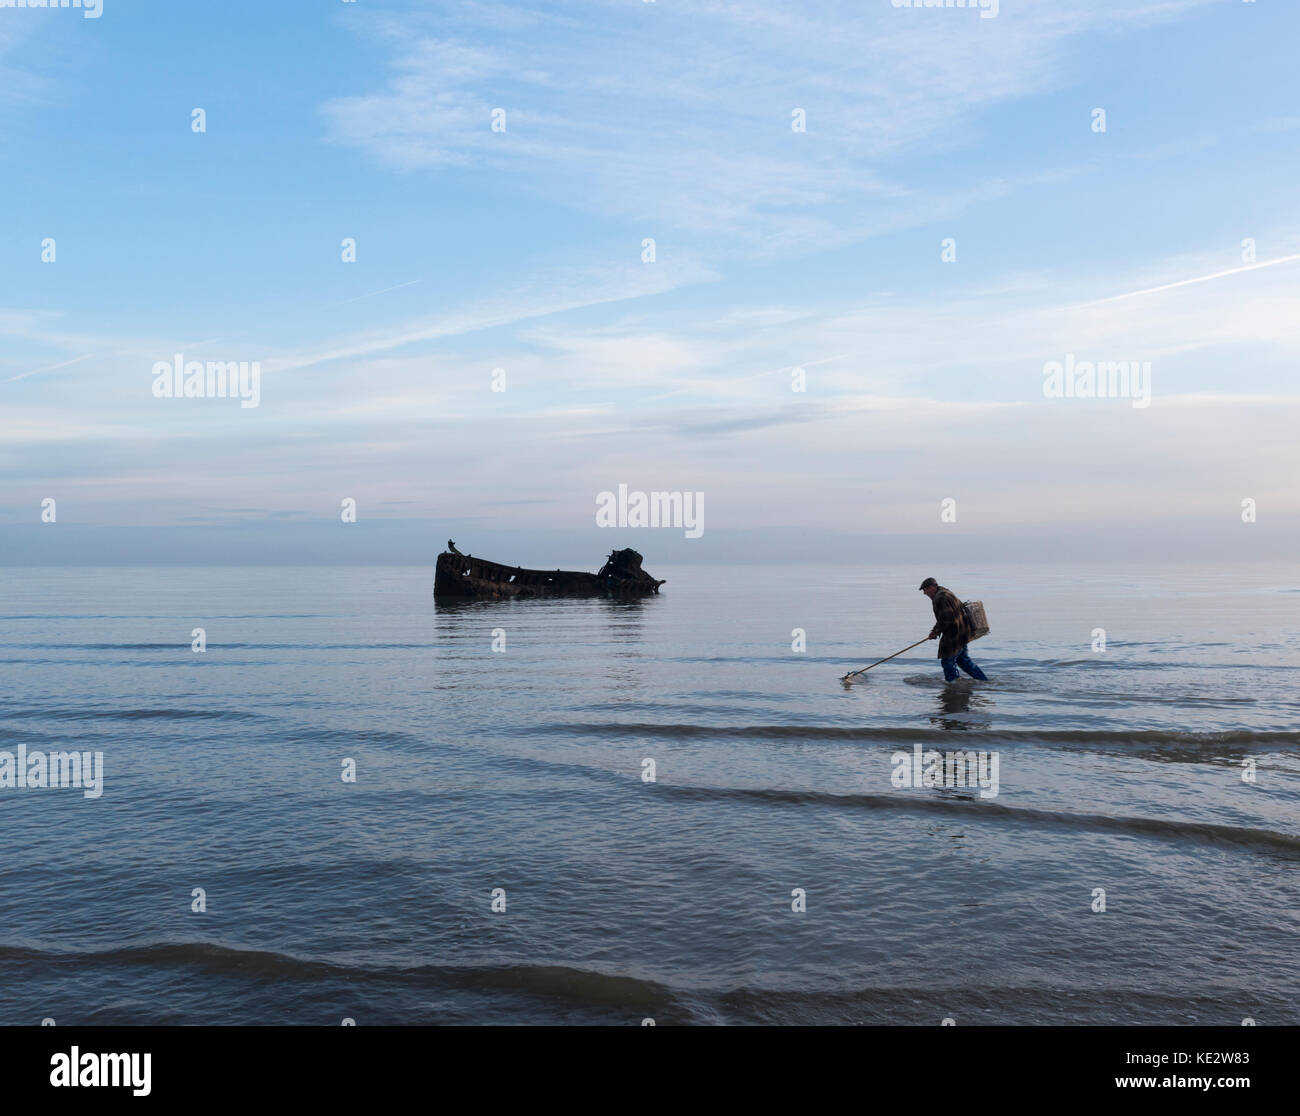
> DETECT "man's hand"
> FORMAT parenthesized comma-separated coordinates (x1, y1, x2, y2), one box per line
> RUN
(928, 630, 939, 640)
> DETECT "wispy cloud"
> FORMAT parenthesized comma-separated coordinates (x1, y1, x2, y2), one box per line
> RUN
(322, 0, 1215, 259)
(260, 256, 717, 375)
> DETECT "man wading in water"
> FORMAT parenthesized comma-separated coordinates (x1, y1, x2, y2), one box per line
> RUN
(919, 577, 989, 682)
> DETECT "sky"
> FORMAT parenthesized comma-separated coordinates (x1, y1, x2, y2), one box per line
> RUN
(2, 0, 1298, 564)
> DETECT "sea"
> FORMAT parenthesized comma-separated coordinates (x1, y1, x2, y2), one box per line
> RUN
(1, 563, 1297, 1025)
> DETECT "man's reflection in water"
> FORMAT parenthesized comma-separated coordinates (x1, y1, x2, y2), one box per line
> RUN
(930, 681, 992, 731)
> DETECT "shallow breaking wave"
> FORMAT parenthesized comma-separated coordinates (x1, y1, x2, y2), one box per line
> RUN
(543, 721, 1300, 750)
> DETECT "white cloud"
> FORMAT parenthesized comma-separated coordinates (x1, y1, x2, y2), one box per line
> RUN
(322, 0, 1215, 257)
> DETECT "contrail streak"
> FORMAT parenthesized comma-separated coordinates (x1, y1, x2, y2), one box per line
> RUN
(1076, 253, 1300, 308)
(8, 353, 97, 383)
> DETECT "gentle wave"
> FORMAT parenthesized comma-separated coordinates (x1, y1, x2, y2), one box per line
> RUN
(0, 707, 266, 721)
(0, 942, 680, 1009)
(656, 783, 1300, 853)
(543, 721, 1300, 749)
(0, 940, 1277, 1026)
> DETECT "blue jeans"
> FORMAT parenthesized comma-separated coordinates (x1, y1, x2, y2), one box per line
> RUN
(942, 646, 988, 682)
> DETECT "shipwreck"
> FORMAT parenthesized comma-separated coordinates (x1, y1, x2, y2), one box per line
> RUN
(434, 541, 665, 600)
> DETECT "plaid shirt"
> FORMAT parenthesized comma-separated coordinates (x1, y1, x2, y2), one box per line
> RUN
(929, 586, 972, 659)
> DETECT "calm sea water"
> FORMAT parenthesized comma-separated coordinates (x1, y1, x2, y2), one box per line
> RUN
(1, 563, 1298, 1025)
